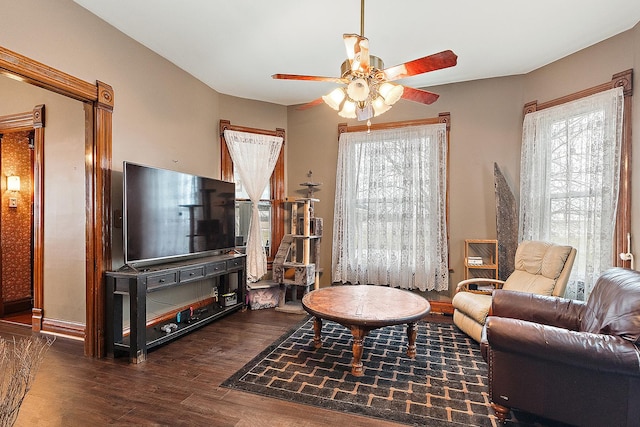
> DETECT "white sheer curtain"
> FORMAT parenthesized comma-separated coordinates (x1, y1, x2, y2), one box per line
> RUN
(332, 124, 449, 291)
(519, 87, 624, 299)
(223, 130, 283, 282)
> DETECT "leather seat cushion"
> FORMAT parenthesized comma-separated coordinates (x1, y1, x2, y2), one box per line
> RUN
(502, 241, 572, 295)
(451, 292, 492, 324)
(502, 270, 556, 295)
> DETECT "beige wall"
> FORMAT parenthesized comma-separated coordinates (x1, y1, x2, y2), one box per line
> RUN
(0, 76, 87, 322)
(1, 0, 638, 329)
(0, 0, 287, 324)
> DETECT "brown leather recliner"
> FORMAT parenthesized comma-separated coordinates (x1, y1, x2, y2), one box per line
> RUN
(481, 267, 640, 426)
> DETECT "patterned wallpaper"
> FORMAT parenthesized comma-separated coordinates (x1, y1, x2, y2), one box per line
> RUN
(1, 131, 33, 303)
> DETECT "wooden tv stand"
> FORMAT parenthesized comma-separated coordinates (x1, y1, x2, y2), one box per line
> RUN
(105, 253, 246, 363)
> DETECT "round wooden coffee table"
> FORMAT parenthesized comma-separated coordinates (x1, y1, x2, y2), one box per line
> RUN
(301, 285, 431, 376)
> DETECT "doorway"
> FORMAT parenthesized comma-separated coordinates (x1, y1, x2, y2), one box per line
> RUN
(0, 113, 39, 327)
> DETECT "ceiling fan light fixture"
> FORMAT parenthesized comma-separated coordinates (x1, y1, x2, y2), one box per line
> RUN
(273, 1, 456, 121)
(379, 82, 404, 105)
(347, 78, 370, 101)
(322, 87, 347, 110)
(338, 99, 357, 118)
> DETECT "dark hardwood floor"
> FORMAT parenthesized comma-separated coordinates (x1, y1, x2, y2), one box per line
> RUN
(1, 308, 435, 427)
(1, 310, 32, 326)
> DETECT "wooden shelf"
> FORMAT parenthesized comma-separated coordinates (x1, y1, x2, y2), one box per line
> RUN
(464, 239, 498, 281)
(465, 264, 498, 269)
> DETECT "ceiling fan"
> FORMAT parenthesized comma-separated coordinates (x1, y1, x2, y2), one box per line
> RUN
(272, 0, 458, 122)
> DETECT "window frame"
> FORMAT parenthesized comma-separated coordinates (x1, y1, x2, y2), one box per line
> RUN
(336, 114, 451, 285)
(219, 120, 285, 268)
(522, 69, 633, 267)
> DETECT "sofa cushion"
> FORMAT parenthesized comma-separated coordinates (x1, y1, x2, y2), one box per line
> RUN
(502, 270, 556, 295)
(540, 244, 572, 279)
(512, 241, 572, 279)
(581, 268, 640, 344)
(514, 240, 550, 275)
(451, 292, 492, 325)
(502, 241, 572, 295)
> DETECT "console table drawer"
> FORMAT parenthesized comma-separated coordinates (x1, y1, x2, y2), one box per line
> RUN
(147, 272, 178, 290)
(179, 266, 205, 283)
(227, 258, 244, 270)
(205, 261, 226, 276)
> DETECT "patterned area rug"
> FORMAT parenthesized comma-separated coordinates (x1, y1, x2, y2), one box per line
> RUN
(222, 318, 498, 426)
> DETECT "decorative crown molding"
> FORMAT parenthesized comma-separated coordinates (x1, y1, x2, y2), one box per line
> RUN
(33, 104, 45, 128)
(612, 69, 633, 96)
(97, 81, 114, 111)
(523, 69, 633, 116)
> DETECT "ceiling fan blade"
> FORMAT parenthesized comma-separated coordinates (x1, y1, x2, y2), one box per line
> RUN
(296, 98, 325, 111)
(343, 34, 370, 73)
(272, 73, 346, 83)
(383, 50, 458, 81)
(401, 86, 440, 105)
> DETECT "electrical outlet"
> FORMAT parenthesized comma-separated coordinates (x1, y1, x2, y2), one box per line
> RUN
(8, 198, 17, 208)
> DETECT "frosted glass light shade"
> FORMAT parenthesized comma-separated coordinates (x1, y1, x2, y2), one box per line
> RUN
(7, 175, 20, 191)
(347, 78, 370, 102)
(338, 100, 357, 118)
(379, 82, 404, 105)
(372, 96, 391, 116)
(322, 88, 346, 110)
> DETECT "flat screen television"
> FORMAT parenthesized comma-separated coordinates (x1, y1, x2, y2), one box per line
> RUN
(123, 162, 236, 267)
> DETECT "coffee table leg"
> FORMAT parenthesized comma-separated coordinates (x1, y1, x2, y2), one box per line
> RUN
(312, 317, 323, 348)
(406, 322, 417, 358)
(350, 326, 367, 376)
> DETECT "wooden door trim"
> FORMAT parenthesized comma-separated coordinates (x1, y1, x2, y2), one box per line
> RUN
(0, 45, 113, 357)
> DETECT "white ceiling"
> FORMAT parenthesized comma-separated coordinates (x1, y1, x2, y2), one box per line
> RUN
(73, 0, 640, 106)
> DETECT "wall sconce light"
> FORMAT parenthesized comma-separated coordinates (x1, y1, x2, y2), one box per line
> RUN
(6, 176, 20, 208)
(7, 175, 20, 192)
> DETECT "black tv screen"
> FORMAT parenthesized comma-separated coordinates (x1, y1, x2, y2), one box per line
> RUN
(123, 162, 236, 267)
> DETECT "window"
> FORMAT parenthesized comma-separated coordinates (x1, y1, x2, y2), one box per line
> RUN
(519, 71, 632, 300)
(219, 120, 285, 267)
(234, 175, 272, 255)
(332, 116, 450, 291)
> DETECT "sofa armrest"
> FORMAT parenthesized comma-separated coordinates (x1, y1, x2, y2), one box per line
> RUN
(485, 316, 640, 376)
(491, 289, 585, 330)
(456, 278, 506, 295)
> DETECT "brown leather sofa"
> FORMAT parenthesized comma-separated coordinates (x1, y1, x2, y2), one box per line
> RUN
(481, 267, 640, 426)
